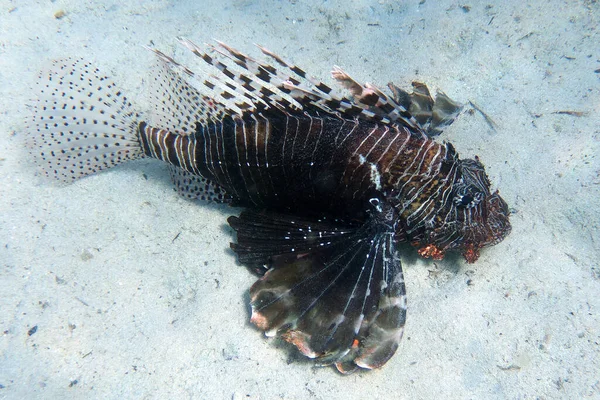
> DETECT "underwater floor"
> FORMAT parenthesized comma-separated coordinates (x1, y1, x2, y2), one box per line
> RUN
(1, 0, 599, 398)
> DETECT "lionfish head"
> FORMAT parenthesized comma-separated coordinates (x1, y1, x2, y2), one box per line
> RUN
(416, 157, 511, 263)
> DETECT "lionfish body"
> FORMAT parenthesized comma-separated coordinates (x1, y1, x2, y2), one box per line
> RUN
(28, 39, 511, 373)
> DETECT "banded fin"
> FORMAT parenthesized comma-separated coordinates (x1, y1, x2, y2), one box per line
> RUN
(332, 67, 464, 137)
(147, 48, 241, 125)
(178, 39, 291, 113)
(223, 41, 335, 107)
(228, 201, 407, 373)
(331, 66, 422, 132)
(150, 39, 310, 121)
(26, 58, 143, 182)
(169, 165, 231, 203)
(216, 41, 382, 120)
(148, 40, 462, 138)
(174, 39, 410, 125)
(388, 81, 463, 137)
(176, 38, 309, 114)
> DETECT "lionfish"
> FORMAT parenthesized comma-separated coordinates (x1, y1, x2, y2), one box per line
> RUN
(27, 39, 511, 373)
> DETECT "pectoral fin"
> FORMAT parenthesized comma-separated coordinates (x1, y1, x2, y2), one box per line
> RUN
(228, 207, 407, 373)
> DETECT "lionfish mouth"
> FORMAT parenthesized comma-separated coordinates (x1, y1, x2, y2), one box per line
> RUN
(462, 196, 512, 263)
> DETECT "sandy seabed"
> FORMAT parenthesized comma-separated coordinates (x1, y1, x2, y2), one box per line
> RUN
(1, 0, 599, 399)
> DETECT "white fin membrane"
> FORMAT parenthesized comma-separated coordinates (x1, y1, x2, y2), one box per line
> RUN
(146, 49, 225, 132)
(168, 165, 231, 203)
(26, 58, 143, 182)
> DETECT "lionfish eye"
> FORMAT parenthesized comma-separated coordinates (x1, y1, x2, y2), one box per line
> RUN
(453, 189, 483, 208)
(459, 194, 474, 206)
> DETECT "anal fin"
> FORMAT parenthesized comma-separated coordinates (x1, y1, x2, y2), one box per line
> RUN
(169, 165, 231, 203)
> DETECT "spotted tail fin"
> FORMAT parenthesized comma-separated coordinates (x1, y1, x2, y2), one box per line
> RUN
(26, 58, 144, 182)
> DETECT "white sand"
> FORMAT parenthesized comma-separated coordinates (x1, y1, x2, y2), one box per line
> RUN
(1, 0, 599, 398)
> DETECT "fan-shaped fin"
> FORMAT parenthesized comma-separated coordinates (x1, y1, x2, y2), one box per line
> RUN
(170, 39, 414, 125)
(26, 58, 143, 182)
(228, 200, 407, 373)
